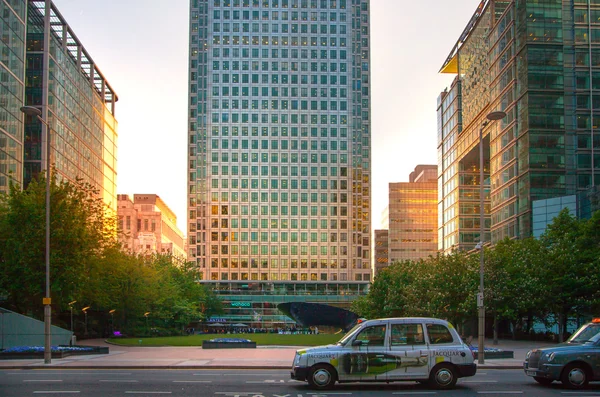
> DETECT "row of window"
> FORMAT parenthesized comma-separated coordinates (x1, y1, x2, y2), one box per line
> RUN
(212, 22, 348, 35)
(208, 155, 348, 167)
(210, 100, 348, 111)
(209, 139, 348, 149)
(207, 272, 365, 282)
(207, 217, 349, 232)
(213, 10, 347, 22)
(205, 125, 349, 137)
(211, 257, 349, 266)
(213, 0, 348, 10)
(211, 59, 348, 74)
(208, 112, 350, 124)
(208, 204, 348, 216)
(210, 73, 346, 87)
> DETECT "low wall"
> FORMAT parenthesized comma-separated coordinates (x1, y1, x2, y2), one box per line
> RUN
(202, 341, 256, 349)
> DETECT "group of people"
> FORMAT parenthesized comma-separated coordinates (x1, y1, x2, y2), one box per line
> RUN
(198, 326, 320, 335)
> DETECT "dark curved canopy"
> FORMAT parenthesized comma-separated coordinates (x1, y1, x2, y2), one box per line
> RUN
(277, 302, 358, 331)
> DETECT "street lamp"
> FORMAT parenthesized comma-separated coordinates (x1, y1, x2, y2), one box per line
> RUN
(82, 306, 90, 337)
(478, 110, 506, 364)
(68, 300, 77, 333)
(20, 105, 51, 364)
(144, 312, 151, 331)
(109, 309, 116, 335)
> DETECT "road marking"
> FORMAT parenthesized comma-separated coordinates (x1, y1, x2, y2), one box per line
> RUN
(99, 380, 138, 383)
(246, 380, 286, 383)
(125, 392, 172, 395)
(477, 393, 523, 395)
(33, 392, 80, 394)
(24, 380, 63, 382)
(8, 372, 132, 376)
(172, 380, 212, 383)
(392, 393, 437, 395)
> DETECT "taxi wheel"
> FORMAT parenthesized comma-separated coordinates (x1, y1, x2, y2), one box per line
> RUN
(429, 363, 458, 390)
(561, 363, 590, 389)
(533, 376, 553, 386)
(308, 363, 337, 390)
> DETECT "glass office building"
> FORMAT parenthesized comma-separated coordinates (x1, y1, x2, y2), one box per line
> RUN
(187, 0, 371, 326)
(438, 0, 600, 252)
(0, 0, 26, 194)
(23, 1, 118, 211)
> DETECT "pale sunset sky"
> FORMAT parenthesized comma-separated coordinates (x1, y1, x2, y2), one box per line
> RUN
(52, 0, 482, 232)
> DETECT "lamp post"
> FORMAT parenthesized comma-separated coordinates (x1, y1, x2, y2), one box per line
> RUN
(109, 309, 116, 335)
(82, 306, 90, 336)
(478, 110, 506, 364)
(68, 301, 77, 333)
(20, 105, 51, 364)
(144, 312, 151, 332)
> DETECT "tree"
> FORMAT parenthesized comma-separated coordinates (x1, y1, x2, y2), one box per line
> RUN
(0, 175, 115, 319)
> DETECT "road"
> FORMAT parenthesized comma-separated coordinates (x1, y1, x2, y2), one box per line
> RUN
(1, 369, 599, 397)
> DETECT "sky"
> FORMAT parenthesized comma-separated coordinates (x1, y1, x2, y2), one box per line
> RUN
(52, 0, 482, 232)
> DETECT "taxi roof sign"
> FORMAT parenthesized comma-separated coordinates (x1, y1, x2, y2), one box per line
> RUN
(592, 318, 600, 323)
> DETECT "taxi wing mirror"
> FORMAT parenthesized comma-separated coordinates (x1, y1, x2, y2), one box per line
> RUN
(352, 340, 363, 347)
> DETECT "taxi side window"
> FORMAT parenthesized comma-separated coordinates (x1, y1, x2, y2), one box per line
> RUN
(354, 325, 386, 347)
(426, 324, 453, 344)
(391, 323, 425, 346)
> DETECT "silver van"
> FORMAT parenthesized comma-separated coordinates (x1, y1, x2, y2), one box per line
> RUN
(291, 317, 476, 390)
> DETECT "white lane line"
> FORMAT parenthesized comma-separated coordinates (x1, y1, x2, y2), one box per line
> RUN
(392, 392, 437, 395)
(125, 393, 172, 395)
(33, 392, 80, 394)
(99, 380, 138, 383)
(24, 380, 63, 382)
(478, 392, 523, 395)
(172, 380, 212, 383)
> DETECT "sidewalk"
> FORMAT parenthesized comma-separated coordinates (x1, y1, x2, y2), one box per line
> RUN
(0, 338, 554, 370)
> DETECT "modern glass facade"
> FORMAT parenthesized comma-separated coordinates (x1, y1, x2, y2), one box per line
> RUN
(187, 0, 372, 285)
(24, 1, 118, 211)
(438, 0, 600, 252)
(388, 165, 438, 263)
(203, 280, 368, 328)
(0, 0, 26, 194)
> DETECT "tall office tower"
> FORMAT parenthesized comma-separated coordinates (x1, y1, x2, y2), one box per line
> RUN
(0, 0, 26, 194)
(388, 165, 438, 263)
(23, 1, 118, 211)
(438, 0, 600, 253)
(187, 0, 371, 326)
(373, 229, 388, 276)
(117, 194, 187, 264)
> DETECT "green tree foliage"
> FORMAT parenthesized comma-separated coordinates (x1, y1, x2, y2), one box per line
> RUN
(0, 175, 221, 334)
(358, 209, 600, 339)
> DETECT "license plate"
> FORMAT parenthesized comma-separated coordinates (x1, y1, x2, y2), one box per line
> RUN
(526, 370, 537, 376)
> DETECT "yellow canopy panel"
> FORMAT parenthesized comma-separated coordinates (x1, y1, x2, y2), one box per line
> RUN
(440, 54, 458, 74)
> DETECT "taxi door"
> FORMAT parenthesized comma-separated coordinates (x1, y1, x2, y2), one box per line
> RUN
(339, 323, 389, 382)
(387, 321, 430, 380)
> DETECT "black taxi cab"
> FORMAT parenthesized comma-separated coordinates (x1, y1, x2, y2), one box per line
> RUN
(524, 318, 600, 389)
(291, 317, 476, 390)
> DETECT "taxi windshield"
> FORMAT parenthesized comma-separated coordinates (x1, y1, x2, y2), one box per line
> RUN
(567, 323, 600, 344)
(337, 324, 362, 345)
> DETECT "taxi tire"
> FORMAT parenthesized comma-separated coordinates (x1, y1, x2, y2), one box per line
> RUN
(307, 363, 337, 390)
(561, 362, 590, 389)
(429, 363, 458, 390)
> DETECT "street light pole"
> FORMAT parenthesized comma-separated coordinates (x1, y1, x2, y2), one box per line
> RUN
(20, 105, 51, 364)
(109, 309, 116, 335)
(82, 306, 90, 337)
(478, 110, 506, 365)
(144, 312, 150, 332)
(68, 301, 77, 333)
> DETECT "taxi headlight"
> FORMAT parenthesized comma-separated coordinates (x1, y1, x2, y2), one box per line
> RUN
(294, 353, 301, 365)
(547, 352, 555, 362)
(526, 350, 532, 359)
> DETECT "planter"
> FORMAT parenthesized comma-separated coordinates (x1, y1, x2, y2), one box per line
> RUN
(0, 345, 109, 360)
(202, 341, 256, 349)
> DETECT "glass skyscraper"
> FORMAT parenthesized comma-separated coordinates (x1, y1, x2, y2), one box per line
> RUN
(23, 0, 118, 211)
(187, 0, 372, 286)
(0, 0, 26, 194)
(438, 0, 600, 252)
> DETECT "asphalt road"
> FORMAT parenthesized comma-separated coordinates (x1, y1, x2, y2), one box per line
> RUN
(1, 369, 599, 397)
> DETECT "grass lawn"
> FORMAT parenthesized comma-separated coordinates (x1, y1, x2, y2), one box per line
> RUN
(107, 333, 342, 347)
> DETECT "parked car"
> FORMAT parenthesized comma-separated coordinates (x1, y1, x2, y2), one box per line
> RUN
(290, 317, 476, 390)
(523, 318, 600, 389)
